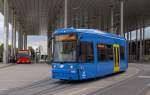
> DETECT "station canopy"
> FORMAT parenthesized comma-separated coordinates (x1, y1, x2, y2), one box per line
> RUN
(0, 0, 150, 35)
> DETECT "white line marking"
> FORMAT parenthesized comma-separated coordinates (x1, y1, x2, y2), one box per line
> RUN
(0, 89, 8, 91)
(66, 88, 88, 95)
(0, 80, 36, 82)
(138, 76, 150, 78)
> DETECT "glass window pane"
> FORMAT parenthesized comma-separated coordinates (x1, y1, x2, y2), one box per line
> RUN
(53, 41, 77, 62)
(106, 45, 113, 60)
(120, 46, 125, 60)
(97, 44, 113, 62)
(79, 42, 94, 63)
(97, 44, 106, 61)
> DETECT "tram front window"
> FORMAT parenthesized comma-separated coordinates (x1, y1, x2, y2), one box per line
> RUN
(53, 34, 77, 62)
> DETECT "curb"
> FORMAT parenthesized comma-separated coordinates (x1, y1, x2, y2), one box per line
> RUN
(0, 64, 16, 69)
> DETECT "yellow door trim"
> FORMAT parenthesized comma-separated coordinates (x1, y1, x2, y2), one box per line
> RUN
(113, 44, 120, 73)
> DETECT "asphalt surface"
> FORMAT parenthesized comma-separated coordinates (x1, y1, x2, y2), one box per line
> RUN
(87, 64, 150, 95)
(0, 63, 149, 95)
(0, 63, 15, 69)
(0, 63, 50, 93)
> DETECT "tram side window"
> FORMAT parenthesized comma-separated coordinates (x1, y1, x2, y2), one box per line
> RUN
(79, 42, 94, 63)
(97, 44, 106, 61)
(120, 46, 125, 60)
(106, 45, 113, 60)
(97, 44, 113, 61)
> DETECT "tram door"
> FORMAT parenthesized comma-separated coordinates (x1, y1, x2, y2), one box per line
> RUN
(113, 44, 120, 72)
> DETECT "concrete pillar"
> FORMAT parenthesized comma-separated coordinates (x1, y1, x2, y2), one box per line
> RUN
(18, 24, 23, 50)
(11, 9, 14, 58)
(81, 14, 84, 28)
(84, 12, 88, 28)
(142, 19, 145, 56)
(106, 11, 109, 32)
(87, 12, 90, 28)
(47, 35, 50, 61)
(127, 31, 129, 41)
(136, 24, 138, 60)
(110, 6, 114, 33)
(12, 15, 16, 57)
(129, 31, 132, 61)
(139, 21, 143, 61)
(104, 12, 107, 31)
(18, 25, 21, 50)
(120, 0, 124, 36)
(3, 0, 9, 63)
(23, 33, 27, 50)
(48, 32, 53, 61)
(101, 14, 104, 31)
(20, 29, 23, 49)
(64, 0, 68, 28)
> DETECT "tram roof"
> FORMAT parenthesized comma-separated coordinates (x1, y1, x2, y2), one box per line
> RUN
(54, 28, 125, 40)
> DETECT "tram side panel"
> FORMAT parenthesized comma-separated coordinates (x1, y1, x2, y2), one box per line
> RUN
(95, 36, 128, 77)
(96, 36, 115, 77)
(77, 34, 97, 80)
(119, 40, 128, 72)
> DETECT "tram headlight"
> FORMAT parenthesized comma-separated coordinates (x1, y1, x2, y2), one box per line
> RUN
(53, 65, 56, 69)
(70, 65, 73, 69)
(60, 65, 64, 68)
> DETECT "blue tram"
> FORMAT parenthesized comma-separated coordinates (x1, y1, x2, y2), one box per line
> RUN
(51, 28, 128, 80)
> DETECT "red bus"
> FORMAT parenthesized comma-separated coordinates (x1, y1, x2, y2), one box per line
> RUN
(16, 50, 32, 64)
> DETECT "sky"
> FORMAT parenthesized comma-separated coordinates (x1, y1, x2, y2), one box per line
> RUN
(0, 13, 47, 54)
(27, 36, 47, 55)
(125, 27, 150, 40)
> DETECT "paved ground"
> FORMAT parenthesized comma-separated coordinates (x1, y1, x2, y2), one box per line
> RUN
(0, 63, 14, 69)
(0, 63, 50, 93)
(88, 63, 150, 95)
(0, 63, 141, 95)
(0, 63, 150, 95)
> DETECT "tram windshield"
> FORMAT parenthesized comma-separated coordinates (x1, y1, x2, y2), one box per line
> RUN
(53, 34, 77, 62)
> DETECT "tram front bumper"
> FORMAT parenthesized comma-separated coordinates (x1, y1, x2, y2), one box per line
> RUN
(52, 69, 79, 80)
